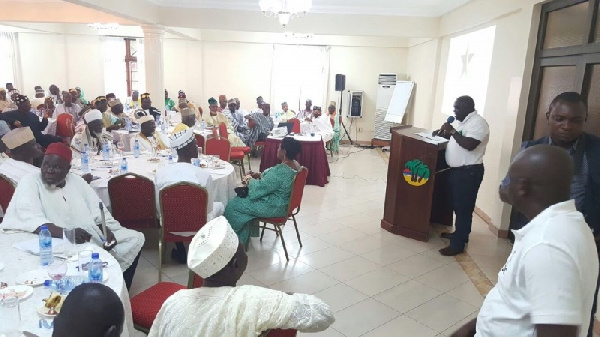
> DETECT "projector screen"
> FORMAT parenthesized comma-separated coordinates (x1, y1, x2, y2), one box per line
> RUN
(441, 26, 496, 116)
(385, 81, 414, 124)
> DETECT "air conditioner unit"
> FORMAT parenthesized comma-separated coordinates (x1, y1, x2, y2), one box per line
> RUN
(374, 73, 398, 141)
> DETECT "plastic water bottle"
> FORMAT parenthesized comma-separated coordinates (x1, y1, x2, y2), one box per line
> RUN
(133, 140, 140, 158)
(101, 141, 110, 160)
(125, 118, 132, 132)
(88, 253, 103, 283)
(120, 158, 128, 174)
(160, 120, 166, 133)
(83, 143, 90, 153)
(200, 120, 205, 131)
(81, 151, 90, 173)
(39, 225, 53, 266)
(168, 154, 173, 164)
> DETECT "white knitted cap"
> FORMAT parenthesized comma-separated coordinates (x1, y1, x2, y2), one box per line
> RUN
(84, 109, 103, 123)
(187, 216, 239, 278)
(2, 127, 35, 149)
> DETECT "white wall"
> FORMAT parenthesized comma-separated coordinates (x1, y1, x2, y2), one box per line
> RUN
(406, 39, 440, 128)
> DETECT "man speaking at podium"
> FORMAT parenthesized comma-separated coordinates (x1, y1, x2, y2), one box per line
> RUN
(433, 95, 490, 256)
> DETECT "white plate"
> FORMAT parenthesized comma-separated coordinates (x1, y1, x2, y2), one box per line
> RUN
(15, 269, 47, 287)
(0, 285, 33, 300)
(38, 305, 59, 317)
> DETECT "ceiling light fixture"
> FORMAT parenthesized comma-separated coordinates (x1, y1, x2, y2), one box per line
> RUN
(87, 23, 120, 30)
(259, 0, 312, 28)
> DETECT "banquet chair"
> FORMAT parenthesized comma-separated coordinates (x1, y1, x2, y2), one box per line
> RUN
(218, 122, 228, 139)
(195, 133, 205, 154)
(108, 173, 159, 230)
(220, 122, 252, 171)
(205, 137, 231, 161)
(0, 173, 16, 224)
(288, 118, 301, 134)
(254, 167, 308, 260)
(55, 113, 75, 140)
(264, 329, 298, 337)
(159, 183, 208, 282)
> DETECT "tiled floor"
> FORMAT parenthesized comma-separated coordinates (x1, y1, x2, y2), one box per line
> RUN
(130, 146, 515, 336)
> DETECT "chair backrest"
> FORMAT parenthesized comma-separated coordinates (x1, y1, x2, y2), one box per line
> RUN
(266, 329, 298, 337)
(288, 167, 308, 215)
(0, 173, 16, 220)
(108, 173, 158, 229)
(288, 118, 301, 134)
(195, 134, 205, 153)
(187, 272, 204, 289)
(218, 122, 228, 139)
(205, 137, 231, 161)
(198, 107, 203, 116)
(159, 182, 208, 234)
(56, 113, 74, 138)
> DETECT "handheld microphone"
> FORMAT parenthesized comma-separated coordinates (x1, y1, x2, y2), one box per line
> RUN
(434, 116, 455, 136)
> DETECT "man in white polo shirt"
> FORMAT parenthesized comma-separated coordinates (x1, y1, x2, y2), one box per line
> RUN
(452, 145, 599, 337)
(434, 95, 489, 256)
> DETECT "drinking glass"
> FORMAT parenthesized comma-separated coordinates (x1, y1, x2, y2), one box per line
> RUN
(197, 147, 203, 157)
(0, 295, 21, 336)
(62, 228, 77, 259)
(117, 140, 125, 156)
(78, 250, 92, 275)
(47, 260, 67, 293)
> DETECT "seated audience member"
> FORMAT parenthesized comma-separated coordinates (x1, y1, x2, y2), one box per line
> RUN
(71, 109, 113, 153)
(7, 90, 19, 111)
(454, 145, 599, 337)
(327, 101, 341, 153)
(224, 137, 301, 245)
(223, 98, 248, 142)
(245, 103, 274, 149)
(0, 127, 43, 183)
(218, 94, 227, 112)
(0, 88, 11, 113)
(203, 97, 245, 147)
(53, 283, 124, 337)
(234, 98, 247, 117)
(148, 217, 334, 337)
(155, 127, 225, 263)
(131, 115, 168, 152)
(165, 89, 175, 111)
(48, 84, 62, 105)
(279, 102, 296, 122)
(30, 86, 46, 110)
(179, 107, 196, 129)
(499, 91, 600, 336)
(1, 94, 63, 147)
(251, 96, 264, 115)
(73, 87, 88, 107)
(0, 143, 144, 289)
(54, 90, 82, 122)
(0, 120, 10, 163)
(296, 99, 313, 120)
(302, 106, 334, 143)
(140, 92, 161, 121)
(96, 96, 122, 132)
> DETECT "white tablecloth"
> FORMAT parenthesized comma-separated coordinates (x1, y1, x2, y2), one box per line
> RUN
(0, 232, 134, 337)
(79, 154, 237, 210)
(111, 128, 212, 152)
(299, 122, 333, 143)
(42, 118, 57, 136)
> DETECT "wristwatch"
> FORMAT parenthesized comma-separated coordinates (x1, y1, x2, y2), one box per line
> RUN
(450, 129, 457, 135)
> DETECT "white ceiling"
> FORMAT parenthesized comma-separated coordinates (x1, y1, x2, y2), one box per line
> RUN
(146, 0, 473, 17)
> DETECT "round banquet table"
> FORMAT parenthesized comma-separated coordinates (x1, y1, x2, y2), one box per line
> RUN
(259, 135, 330, 187)
(0, 232, 135, 337)
(75, 153, 237, 210)
(112, 128, 212, 152)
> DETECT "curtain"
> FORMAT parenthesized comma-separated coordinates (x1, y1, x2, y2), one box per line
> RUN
(101, 36, 127, 99)
(134, 39, 146, 94)
(270, 44, 330, 113)
(0, 32, 18, 90)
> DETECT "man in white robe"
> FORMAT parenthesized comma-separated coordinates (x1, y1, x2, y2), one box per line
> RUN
(0, 120, 10, 165)
(0, 143, 144, 289)
(203, 98, 246, 147)
(0, 126, 43, 184)
(53, 91, 82, 122)
(148, 217, 334, 337)
(301, 106, 334, 143)
(154, 127, 225, 263)
(131, 115, 168, 153)
(71, 109, 113, 153)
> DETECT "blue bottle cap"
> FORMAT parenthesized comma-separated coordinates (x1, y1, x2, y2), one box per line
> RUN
(91, 253, 100, 259)
(40, 225, 47, 230)
(44, 280, 52, 287)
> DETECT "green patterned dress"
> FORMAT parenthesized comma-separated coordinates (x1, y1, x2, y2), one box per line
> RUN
(224, 164, 297, 245)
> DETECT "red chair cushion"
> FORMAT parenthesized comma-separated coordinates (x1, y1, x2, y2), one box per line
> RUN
(131, 282, 186, 329)
(230, 151, 245, 160)
(232, 146, 251, 154)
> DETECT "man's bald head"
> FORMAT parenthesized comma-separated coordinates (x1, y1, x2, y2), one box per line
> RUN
(503, 144, 573, 219)
(53, 283, 124, 337)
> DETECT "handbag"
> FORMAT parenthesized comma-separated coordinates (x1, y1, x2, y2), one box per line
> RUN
(234, 186, 249, 198)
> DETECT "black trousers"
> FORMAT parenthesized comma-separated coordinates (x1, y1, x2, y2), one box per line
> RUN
(122, 251, 141, 291)
(448, 164, 485, 251)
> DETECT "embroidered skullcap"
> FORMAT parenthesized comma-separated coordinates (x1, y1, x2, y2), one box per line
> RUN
(134, 109, 148, 119)
(14, 95, 29, 105)
(180, 107, 195, 117)
(281, 102, 288, 106)
(1, 127, 34, 150)
(138, 115, 154, 124)
(208, 97, 218, 105)
(178, 90, 186, 98)
(169, 127, 194, 150)
(140, 93, 151, 99)
(108, 98, 122, 108)
(46, 142, 72, 163)
(188, 216, 239, 278)
(172, 123, 190, 134)
(35, 86, 44, 93)
(329, 101, 336, 108)
(106, 93, 116, 100)
(313, 106, 321, 111)
(84, 109, 103, 123)
(227, 98, 236, 104)
(69, 88, 77, 94)
(0, 120, 10, 137)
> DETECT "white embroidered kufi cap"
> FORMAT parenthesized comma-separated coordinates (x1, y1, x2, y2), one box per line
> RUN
(169, 127, 194, 150)
(2, 126, 35, 150)
(138, 115, 154, 124)
(180, 107, 195, 117)
(187, 216, 239, 278)
(84, 109, 103, 123)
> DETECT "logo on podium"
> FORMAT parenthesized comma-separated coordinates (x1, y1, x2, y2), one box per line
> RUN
(403, 159, 430, 187)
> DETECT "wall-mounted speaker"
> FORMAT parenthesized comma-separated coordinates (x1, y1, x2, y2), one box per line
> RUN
(335, 74, 346, 92)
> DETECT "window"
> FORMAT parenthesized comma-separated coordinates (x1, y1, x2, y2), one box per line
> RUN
(0, 32, 17, 88)
(101, 37, 127, 99)
(270, 45, 330, 112)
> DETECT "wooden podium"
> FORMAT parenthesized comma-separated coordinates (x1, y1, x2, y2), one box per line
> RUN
(380, 125, 453, 242)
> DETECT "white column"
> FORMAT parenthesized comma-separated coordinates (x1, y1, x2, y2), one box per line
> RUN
(142, 25, 165, 110)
